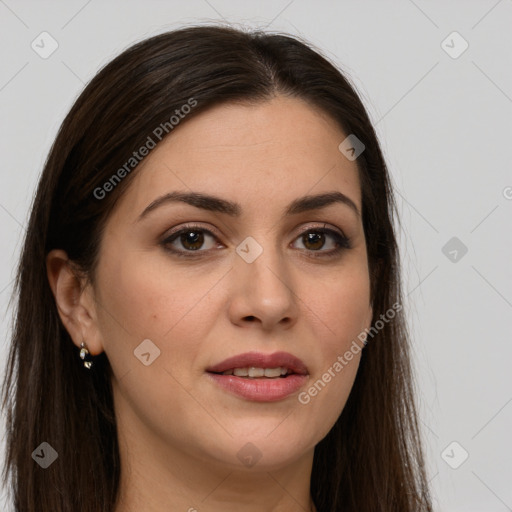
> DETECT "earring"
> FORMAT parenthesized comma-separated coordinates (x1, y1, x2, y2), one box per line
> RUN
(79, 342, 93, 369)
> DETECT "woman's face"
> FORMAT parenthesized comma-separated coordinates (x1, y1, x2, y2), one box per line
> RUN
(89, 95, 373, 470)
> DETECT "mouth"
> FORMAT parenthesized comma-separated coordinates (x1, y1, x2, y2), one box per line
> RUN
(206, 350, 308, 376)
(210, 366, 294, 378)
(205, 351, 309, 402)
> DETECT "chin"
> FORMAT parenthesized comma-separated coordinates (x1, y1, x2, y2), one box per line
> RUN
(209, 429, 314, 470)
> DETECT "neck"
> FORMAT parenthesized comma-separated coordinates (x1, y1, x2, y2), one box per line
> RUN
(114, 452, 317, 512)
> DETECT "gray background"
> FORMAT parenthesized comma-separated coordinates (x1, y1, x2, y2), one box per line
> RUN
(1, 1, 511, 510)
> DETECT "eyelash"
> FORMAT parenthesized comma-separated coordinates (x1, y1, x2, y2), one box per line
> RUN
(161, 223, 351, 259)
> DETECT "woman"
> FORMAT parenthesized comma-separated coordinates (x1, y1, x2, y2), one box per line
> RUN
(1, 25, 433, 511)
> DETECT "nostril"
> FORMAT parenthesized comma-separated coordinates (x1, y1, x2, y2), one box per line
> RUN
(245, 315, 256, 321)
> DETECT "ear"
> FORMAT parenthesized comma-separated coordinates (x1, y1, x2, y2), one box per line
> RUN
(46, 249, 104, 356)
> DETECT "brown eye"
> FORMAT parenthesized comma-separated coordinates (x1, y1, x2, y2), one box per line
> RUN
(162, 226, 219, 254)
(302, 232, 326, 250)
(293, 228, 349, 254)
(180, 230, 205, 250)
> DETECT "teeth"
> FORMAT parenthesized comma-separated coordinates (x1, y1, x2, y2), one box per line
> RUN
(248, 367, 265, 378)
(234, 367, 249, 377)
(221, 367, 289, 378)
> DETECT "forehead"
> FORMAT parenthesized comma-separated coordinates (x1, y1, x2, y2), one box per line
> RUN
(116, 96, 362, 217)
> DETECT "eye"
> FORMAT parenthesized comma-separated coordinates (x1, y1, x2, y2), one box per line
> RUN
(161, 224, 220, 255)
(291, 227, 350, 256)
(161, 223, 351, 258)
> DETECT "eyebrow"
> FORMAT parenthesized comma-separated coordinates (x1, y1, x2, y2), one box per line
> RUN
(137, 190, 360, 221)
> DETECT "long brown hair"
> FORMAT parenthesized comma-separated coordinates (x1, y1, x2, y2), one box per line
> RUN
(1, 25, 432, 511)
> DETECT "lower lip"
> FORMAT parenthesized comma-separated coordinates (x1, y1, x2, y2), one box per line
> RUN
(206, 373, 308, 402)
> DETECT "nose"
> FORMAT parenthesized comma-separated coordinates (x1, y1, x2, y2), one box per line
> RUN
(227, 242, 299, 332)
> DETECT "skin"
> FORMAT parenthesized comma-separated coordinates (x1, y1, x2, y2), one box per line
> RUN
(47, 95, 373, 512)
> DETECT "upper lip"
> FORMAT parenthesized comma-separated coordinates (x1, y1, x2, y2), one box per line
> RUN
(206, 351, 309, 375)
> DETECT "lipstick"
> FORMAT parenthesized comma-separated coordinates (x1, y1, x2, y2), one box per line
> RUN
(206, 351, 309, 402)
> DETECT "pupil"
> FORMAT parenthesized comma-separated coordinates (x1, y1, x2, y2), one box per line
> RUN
(304, 232, 324, 250)
(182, 231, 203, 250)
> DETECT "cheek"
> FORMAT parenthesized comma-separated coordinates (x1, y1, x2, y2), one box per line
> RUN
(308, 262, 371, 348)
(97, 249, 195, 333)
(295, 264, 370, 434)
(94, 249, 227, 373)
(94, 251, 225, 443)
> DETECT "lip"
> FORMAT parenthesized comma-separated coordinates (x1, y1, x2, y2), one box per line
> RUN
(206, 351, 309, 375)
(205, 351, 309, 402)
